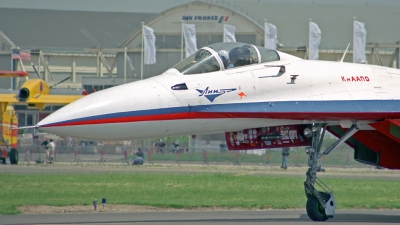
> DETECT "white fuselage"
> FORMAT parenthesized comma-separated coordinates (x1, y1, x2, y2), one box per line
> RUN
(37, 54, 400, 140)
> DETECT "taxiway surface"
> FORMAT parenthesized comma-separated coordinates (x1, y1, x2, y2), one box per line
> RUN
(2, 209, 400, 225)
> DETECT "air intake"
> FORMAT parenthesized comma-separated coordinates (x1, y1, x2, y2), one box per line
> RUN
(19, 88, 30, 99)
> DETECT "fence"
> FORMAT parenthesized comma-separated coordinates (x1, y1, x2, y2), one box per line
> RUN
(17, 144, 361, 167)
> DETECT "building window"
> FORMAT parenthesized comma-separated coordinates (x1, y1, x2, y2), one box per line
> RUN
(165, 35, 181, 49)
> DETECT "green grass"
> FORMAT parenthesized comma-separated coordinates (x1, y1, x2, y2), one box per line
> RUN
(1, 173, 399, 215)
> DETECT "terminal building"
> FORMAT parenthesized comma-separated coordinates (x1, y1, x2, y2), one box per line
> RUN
(1, 0, 400, 149)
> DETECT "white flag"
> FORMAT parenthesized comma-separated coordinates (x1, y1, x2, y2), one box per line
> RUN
(353, 20, 367, 63)
(142, 25, 156, 64)
(223, 24, 236, 42)
(309, 22, 321, 60)
(183, 24, 197, 58)
(264, 22, 277, 50)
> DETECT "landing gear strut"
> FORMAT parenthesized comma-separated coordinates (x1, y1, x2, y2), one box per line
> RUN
(303, 124, 358, 221)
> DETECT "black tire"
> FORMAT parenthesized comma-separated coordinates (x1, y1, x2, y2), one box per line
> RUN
(9, 148, 19, 165)
(306, 192, 330, 221)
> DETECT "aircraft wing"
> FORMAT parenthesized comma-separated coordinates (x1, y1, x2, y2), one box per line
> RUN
(0, 70, 29, 77)
(0, 93, 82, 112)
(0, 94, 18, 113)
(0, 94, 18, 104)
(327, 120, 400, 170)
(369, 119, 400, 141)
(25, 95, 82, 105)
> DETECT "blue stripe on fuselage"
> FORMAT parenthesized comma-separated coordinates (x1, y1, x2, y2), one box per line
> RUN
(45, 100, 400, 126)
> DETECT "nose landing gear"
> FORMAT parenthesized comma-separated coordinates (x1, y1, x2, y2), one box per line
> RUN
(303, 124, 358, 221)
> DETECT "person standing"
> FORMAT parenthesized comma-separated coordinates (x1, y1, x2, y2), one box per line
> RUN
(46, 139, 55, 161)
(41, 138, 49, 149)
(135, 148, 144, 158)
(281, 147, 290, 169)
(40, 138, 49, 161)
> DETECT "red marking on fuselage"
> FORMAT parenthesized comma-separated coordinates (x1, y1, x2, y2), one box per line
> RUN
(341, 76, 369, 82)
(238, 92, 247, 100)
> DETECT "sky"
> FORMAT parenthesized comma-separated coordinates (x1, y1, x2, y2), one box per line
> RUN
(1, 0, 399, 13)
(0, 0, 191, 12)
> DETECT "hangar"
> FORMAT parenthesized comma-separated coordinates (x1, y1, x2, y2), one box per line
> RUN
(1, 0, 400, 90)
(1, 0, 400, 147)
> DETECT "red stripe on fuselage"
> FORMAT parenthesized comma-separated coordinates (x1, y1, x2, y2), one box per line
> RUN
(41, 111, 400, 128)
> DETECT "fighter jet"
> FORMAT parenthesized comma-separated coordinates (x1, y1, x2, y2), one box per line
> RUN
(36, 42, 400, 221)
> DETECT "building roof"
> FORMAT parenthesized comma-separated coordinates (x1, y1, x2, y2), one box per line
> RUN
(0, 8, 154, 50)
(1, 0, 400, 51)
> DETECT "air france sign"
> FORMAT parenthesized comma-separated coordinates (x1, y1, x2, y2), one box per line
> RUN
(182, 15, 229, 23)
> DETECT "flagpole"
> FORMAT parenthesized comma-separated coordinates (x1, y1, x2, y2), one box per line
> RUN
(264, 19, 267, 48)
(308, 18, 312, 60)
(141, 22, 144, 80)
(353, 17, 356, 63)
(10, 49, 13, 89)
(38, 50, 41, 79)
(181, 21, 184, 61)
(124, 47, 127, 84)
(223, 24, 225, 42)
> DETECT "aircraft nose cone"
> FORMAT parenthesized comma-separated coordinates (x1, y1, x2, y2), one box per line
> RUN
(37, 79, 180, 140)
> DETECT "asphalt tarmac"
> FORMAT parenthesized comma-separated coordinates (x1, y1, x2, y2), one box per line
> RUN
(2, 209, 400, 225)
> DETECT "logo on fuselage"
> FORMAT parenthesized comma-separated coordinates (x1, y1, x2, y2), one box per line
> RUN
(196, 87, 237, 102)
(341, 76, 370, 82)
(238, 92, 247, 100)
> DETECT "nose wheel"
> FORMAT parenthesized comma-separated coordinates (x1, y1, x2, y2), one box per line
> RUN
(304, 149, 335, 221)
(306, 191, 332, 221)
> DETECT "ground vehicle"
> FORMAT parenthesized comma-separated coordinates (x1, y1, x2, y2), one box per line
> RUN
(0, 105, 18, 164)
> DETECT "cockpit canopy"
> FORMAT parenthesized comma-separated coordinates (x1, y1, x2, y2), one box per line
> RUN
(173, 42, 280, 75)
